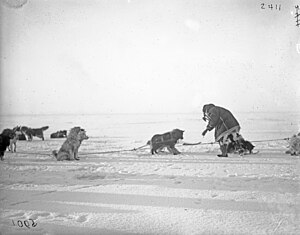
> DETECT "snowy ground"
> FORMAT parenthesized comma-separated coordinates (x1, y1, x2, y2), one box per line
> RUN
(0, 139, 299, 235)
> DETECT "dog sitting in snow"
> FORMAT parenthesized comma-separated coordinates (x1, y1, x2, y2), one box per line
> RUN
(147, 129, 184, 155)
(227, 133, 255, 155)
(0, 129, 16, 160)
(285, 133, 300, 155)
(52, 127, 89, 161)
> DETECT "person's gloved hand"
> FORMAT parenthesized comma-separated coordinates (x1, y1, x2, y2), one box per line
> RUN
(202, 129, 208, 136)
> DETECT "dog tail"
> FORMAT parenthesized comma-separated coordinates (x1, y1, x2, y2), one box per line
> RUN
(41, 126, 49, 131)
(52, 150, 58, 159)
(146, 140, 151, 145)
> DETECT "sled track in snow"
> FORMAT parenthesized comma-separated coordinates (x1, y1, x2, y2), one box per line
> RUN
(0, 147, 299, 234)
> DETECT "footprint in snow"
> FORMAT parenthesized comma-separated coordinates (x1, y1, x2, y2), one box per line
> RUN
(10, 201, 29, 206)
(30, 212, 51, 220)
(76, 215, 88, 223)
(194, 199, 202, 204)
(9, 212, 25, 218)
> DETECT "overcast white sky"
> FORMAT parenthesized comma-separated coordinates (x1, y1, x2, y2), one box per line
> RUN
(1, 0, 299, 115)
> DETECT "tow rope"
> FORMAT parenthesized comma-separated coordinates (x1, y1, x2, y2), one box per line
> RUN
(7, 144, 149, 156)
(6, 138, 290, 156)
(182, 137, 290, 146)
(79, 144, 148, 155)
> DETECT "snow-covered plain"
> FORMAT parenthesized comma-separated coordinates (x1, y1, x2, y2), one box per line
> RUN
(0, 113, 299, 234)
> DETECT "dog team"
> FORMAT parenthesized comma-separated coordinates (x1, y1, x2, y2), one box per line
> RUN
(0, 104, 299, 161)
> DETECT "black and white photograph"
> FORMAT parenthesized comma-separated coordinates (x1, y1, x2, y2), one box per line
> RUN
(0, 0, 299, 234)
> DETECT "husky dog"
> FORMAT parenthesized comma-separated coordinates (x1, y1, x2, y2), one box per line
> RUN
(286, 133, 300, 155)
(147, 129, 184, 155)
(8, 127, 23, 152)
(227, 133, 255, 155)
(50, 130, 67, 138)
(52, 127, 88, 161)
(15, 126, 49, 141)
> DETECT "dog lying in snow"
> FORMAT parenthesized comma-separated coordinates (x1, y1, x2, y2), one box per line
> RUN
(147, 129, 184, 155)
(226, 133, 255, 155)
(52, 127, 89, 161)
(285, 133, 300, 155)
(50, 130, 67, 138)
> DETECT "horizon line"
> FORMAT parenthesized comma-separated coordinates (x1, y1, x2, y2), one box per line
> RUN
(1, 111, 300, 116)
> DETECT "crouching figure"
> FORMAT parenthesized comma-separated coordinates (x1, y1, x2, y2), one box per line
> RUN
(52, 127, 88, 161)
(202, 104, 241, 157)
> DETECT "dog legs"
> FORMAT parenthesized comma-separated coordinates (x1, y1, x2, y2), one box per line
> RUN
(13, 142, 16, 152)
(39, 134, 45, 141)
(167, 146, 180, 155)
(53, 150, 72, 161)
(9, 141, 17, 152)
(74, 148, 80, 160)
(54, 147, 82, 161)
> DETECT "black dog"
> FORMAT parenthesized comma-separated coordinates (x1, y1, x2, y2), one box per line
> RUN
(240, 139, 255, 154)
(147, 129, 184, 155)
(0, 129, 15, 160)
(50, 130, 67, 138)
(227, 134, 255, 155)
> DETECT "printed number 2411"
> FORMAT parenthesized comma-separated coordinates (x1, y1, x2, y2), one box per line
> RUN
(261, 3, 281, 11)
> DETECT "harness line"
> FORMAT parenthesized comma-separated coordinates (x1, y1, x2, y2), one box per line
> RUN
(79, 144, 149, 155)
(182, 137, 290, 146)
(7, 138, 289, 156)
(9, 144, 149, 156)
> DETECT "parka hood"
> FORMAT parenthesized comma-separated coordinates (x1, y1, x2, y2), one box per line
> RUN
(202, 104, 215, 113)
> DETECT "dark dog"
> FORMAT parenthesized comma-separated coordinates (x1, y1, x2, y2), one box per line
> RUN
(8, 127, 23, 152)
(16, 126, 49, 141)
(147, 129, 184, 155)
(285, 133, 300, 155)
(50, 130, 67, 138)
(18, 133, 27, 141)
(0, 129, 15, 160)
(240, 139, 255, 154)
(227, 134, 255, 155)
(13, 127, 26, 141)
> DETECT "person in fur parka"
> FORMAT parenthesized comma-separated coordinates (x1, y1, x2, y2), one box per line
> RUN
(202, 104, 240, 157)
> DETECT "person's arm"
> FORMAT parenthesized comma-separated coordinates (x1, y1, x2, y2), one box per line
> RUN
(202, 108, 219, 136)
